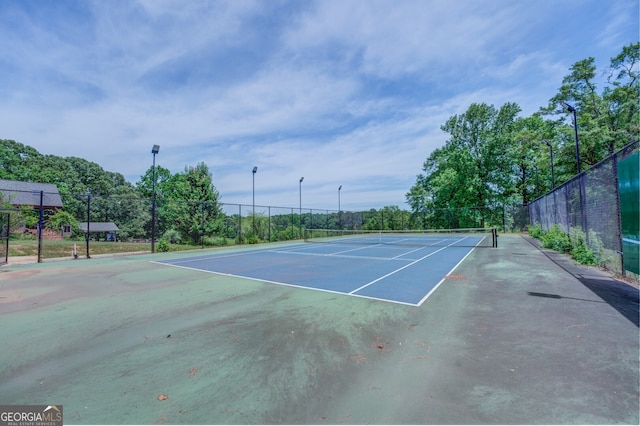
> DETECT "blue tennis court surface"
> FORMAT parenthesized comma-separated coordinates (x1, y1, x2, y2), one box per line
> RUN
(155, 237, 485, 306)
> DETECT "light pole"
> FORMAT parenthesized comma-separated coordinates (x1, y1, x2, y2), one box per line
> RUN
(560, 102, 581, 174)
(543, 140, 555, 189)
(252, 166, 258, 235)
(151, 145, 160, 253)
(299, 177, 304, 237)
(338, 185, 342, 229)
(543, 140, 558, 225)
(560, 102, 588, 238)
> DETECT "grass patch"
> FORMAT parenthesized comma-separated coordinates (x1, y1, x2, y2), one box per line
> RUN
(8, 239, 206, 259)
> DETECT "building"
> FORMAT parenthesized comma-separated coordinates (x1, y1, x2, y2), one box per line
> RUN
(0, 179, 64, 209)
(79, 222, 120, 242)
(0, 179, 65, 238)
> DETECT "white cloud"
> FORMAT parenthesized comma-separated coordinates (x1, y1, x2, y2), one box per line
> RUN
(0, 0, 636, 211)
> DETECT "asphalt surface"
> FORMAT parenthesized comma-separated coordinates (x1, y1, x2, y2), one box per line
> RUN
(0, 234, 638, 424)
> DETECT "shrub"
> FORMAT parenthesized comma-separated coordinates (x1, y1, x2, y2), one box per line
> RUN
(571, 240, 596, 265)
(202, 236, 229, 246)
(528, 222, 544, 239)
(541, 225, 572, 253)
(245, 234, 259, 244)
(531, 224, 606, 266)
(569, 227, 601, 266)
(162, 229, 182, 244)
(157, 238, 171, 252)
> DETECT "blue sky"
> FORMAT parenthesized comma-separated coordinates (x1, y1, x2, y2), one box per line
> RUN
(0, 0, 637, 211)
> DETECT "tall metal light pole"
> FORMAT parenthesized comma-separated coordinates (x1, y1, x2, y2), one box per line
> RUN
(338, 185, 342, 229)
(543, 140, 558, 225)
(543, 140, 555, 189)
(299, 177, 304, 237)
(252, 166, 258, 235)
(560, 102, 587, 238)
(560, 102, 581, 174)
(151, 145, 160, 253)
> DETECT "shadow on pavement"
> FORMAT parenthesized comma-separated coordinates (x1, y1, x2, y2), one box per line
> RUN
(524, 236, 639, 327)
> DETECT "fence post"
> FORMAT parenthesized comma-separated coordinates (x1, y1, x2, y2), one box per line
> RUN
(37, 191, 43, 263)
(1, 212, 8, 265)
(86, 194, 91, 259)
(238, 204, 242, 244)
(201, 202, 205, 248)
(579, 174, 589, 244)
(612, 152, 626, 276)
(268, 206, 271, 242)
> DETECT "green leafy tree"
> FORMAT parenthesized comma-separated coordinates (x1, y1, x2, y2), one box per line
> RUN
(542, 43, 639, 173)
(156, 162, 223, 245)
(503, 115, 557, 204)
(407, 102, 520, 228)
(46, 210, 79, 234)
(0, 140, 41, 180)
(137, 165, 172, 199)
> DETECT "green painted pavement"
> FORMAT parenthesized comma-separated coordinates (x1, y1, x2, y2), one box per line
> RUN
(0, 235, 637, 424)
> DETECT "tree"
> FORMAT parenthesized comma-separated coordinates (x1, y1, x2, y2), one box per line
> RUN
(0, 139, 41, 180)
(542, 43, 639, 169)
(604, 42, 640, 148)
(155, 162, 223, 245)
(502, 115, 558, 204)
(407, 102, 520, 228)
(46, 210, 79, 234)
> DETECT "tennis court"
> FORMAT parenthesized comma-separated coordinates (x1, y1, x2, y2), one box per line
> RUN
(155, 228, 497, 306)
(0, 234, 637, 425)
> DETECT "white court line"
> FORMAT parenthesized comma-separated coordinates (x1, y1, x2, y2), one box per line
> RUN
(331, 244, 385, 255)
(153, 244, 419, 264)
(415, 245, 476, 306)
(153, 235, 479, 306)
(153, 260, 420, 306)
(152, 249, 269, 265)
(152, 243, 313, 265)
(268, 249, 412, 262)
(348, 237, 469, 295)
(392, 245, 429, 259)
(270, 240, 440, 261)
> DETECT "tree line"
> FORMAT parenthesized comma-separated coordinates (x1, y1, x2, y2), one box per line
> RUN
(406, 42, 639, 229)
(0, 142, 224, 244)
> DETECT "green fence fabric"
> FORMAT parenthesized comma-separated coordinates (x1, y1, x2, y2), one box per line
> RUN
(618, 152, 639, 274)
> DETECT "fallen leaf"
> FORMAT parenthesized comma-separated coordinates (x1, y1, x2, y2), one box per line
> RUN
(157, 394, 168, 401)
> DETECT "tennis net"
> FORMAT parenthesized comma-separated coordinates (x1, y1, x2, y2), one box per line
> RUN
(304, 228, 498, 248)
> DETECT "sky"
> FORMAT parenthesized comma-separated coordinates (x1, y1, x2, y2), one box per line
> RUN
(0, 0, 637, 211)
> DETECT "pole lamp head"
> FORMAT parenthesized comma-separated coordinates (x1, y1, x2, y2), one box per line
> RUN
(253, 166, 258, 174)
(151, 145, 160, 154)
(338, 185, 342, 191)
(300, 177, 304, 183)
(560, 102, 576, 113)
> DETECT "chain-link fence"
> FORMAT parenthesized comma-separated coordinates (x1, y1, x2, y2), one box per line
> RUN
(409, 204, 529, 233)
(0, 211, 9, 264)
(528, 140, 639, 275)
(1, 189, 423, 259)
(3, 183, 531, 261)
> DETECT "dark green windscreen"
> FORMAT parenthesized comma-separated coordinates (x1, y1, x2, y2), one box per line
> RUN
(618, 152, 639, 274)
